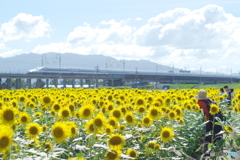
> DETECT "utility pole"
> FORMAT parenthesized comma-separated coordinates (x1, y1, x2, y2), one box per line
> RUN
(95, 65, 99, 88)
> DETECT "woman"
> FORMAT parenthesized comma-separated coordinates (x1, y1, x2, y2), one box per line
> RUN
(195, 90, 223, 155)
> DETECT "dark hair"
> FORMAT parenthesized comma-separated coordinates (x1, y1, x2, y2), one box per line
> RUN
(223, 86, 228, 89)
(220, 88, 224, 92)
(230, 88, 234, 92)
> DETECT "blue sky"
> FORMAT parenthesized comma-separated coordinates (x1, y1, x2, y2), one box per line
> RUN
(1, 0, 240, 74)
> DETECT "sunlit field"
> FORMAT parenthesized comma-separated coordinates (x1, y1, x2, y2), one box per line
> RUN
(0, 88, 240, 160)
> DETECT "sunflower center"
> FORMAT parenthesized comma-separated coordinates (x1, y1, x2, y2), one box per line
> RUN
(144, 118, 150, 124)
(108, 105, 113, 111)
(12, 102, 17, 107)
(53, 127, 64, 138)
(130, 151, 136, 157)
(113, 111, 121, 118)
(162, 131, 170, 138)
(170, 112, 175, 118)
(69, 105, 74, 112)
(0, 136, 9, 148)
(137, 99, 144, 105)
(21, 116, 27, 122)
(109, 120, 116, 126)
(54, 105, 60, 111)
(107, 151, 117, 159)
(20, 97, 25, 102)
(148, 143, 154, 149)
(43, 97, 51, 104)
(83, 109, 90, 116)
(71, 127, 76, 134)
(3, 110, 14, 121)
(126, 115, 133, 122)
(94, 118, 103, 127)
(89, 124, 95, 132)
(109, 136, 122, 145)
(139, 107, 145, 113)
(211, 107, 217, 113)
(106, 128, 111, 133)
(62, 110, 69, 117)
(151, 109, 158, 116)
(30, 126, 38, 135)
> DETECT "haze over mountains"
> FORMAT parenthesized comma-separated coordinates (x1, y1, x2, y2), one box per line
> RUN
(0, 52, 179, 73)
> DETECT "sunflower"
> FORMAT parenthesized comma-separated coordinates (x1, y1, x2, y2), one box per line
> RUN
(42, 95, 52, 106)
(160, 127, 174, 143)
(118, 125, 125, 131)
(18, 95, 26, 103)
(224, 126, 233, 133)
(0, 125, 13, 153)
(0, 105, 18, 125)
(93, 113, 107, 130)
(136, 97, 145, 106)
(52, 103, 62, 112)
(42, 124, 47, 132)
(51, 122, 70, 143)
(43, 142, 53, 153)
(0, 100, 4, 108)
(142, 115, 153, 127)
(136, 105, 146, 114)
(111, 108, 122, 120)
(108, 133, 125, 149)
(105, 125, 114, 135)
(105, 148, 122, 160)
(66, 121, 78, 138)
(19, 112, 31, 125)
(168, 110, 177, 120)
(209, 104, 220, 115)
(126, 148, 138, 159)
(147, 106, 161, 120)
(124, 111, 136, 125)
(84, 119, 96, 134)
(26, 122, 42, 138)
(59, 107, 72, 120)
(10, 99, 18, 108)
(34, 112, 43, 118)
(78, 104, 94, 120)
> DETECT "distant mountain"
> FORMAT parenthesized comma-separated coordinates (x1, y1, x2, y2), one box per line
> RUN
(0, 52, 178, 73)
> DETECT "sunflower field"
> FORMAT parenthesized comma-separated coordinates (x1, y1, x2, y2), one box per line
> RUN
(0, 87, 240, 160)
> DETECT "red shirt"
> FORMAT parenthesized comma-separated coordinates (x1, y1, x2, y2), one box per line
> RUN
(197, 99, 211, 121)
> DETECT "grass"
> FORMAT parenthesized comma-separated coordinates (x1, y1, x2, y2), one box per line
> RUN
(170, 83, 240, 89)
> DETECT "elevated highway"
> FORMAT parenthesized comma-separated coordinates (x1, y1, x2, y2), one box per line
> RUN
(0, 68, 239, 89)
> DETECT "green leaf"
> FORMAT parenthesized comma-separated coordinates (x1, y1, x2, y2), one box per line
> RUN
(76, 153, 84, 158)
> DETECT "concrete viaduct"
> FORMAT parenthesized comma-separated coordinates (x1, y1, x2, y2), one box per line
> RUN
(0, 71, 239, 89)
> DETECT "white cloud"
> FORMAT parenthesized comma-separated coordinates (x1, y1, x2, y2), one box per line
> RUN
(0, 13, 51, 41)
(0, 49, 22, 58)
(30, 4, 240, 73)
(67, 20, 134, 44)
(136, 17, 142, 21)
(0, 43, 7, 50)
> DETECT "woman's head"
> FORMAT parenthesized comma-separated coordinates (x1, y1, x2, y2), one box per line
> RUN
(220, 88, 224, 93)
(195, 90, 209, 100)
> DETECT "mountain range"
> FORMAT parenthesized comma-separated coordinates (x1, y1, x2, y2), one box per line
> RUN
(0, 52, 179, 74)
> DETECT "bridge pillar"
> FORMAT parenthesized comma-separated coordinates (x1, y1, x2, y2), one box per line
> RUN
(103, 79, 106, 86)
(96, 79, 98, 88)
(36, 79, 41, 88)
(72, 79, 75, 88)
(27, 79, 31, 89)
(54, 79, 58, 88)
(6, 78, 11, 89)
(63, 79, 66, 88)
(80, 79, 83, 87)
(16, 78, 21, 89)
(46, 79, 49, 88)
